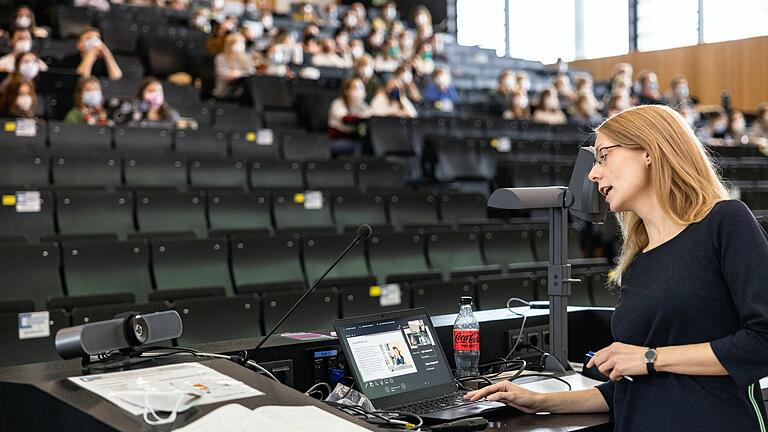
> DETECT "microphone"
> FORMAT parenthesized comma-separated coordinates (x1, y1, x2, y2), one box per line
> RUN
(243, 224, 373, 363)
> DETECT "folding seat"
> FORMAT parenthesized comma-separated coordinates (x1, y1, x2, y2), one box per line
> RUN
(71, 302, 170, 326)
(143, 37, 191, 79)
(261, 288, 338, 333)
(51, 155, 122, 188)
(230, 129, 281, 159)
(231, 235, 305, 292)
(367, 231, 436, 283)
(174, 296, 262, 345)
(0, 242, 63, 310)
(189, 159, 248, 189)
(340, 283, 410, 318)
(357, 160, 409, 191)
(57, 190, 135, 238)
(211, 103, 262, 131)
(48, 122, 112, 153)
(0, 303, 68, 368)
(124, 157, 187, 189)
(0, 190, 55, 241)
(0, 154, 49, 188)
(247, 75, 294, 109)
(272, 191, 334, 231)
(174, 128, 228, 157)
(135, 191, 208, 237)
(569, 267, 593, 307)
(439, 193, 489, 225)
(304, 161, 356, 190)
(448, 118, 486, 137)
(532, 225, 585, 261)
(431, 137, 486, 182)
(60, 239, 153, 304)
(151, 237, 233, 297)
(208, 191, 272, 234)
(426, 230, 494, 276)
(552, 161, 573, 186)
(115, 55, 145, 80)
(0, 119, 47, 150)
(250, 160, 304, 190)
(99, 16, 145, 55)
(412, 279, 475, 316)
(482, 226, 537, 267)
(514, 141, 553, 161)
(369, 116, 413, 156)
(509, 161, 552, 187)
(332, 193, 388, 230)
(586, 267, 617, 307)
(410, 117, 449, 155)
(303, 233, 372, 286)
(519, 121, 553, 141)
(742, 189, 768, 211)
(293, 86, 337, 132)
(100, 76, 143, 99)
(114, 126, 173, 154)
(484, 118, 518, 139)
(45, 94, 75, 121)
(475, 273, 539, 310)
(388, 193, 440, 228)
(52, 5, 94, 38)
(281, 130, 331, 161)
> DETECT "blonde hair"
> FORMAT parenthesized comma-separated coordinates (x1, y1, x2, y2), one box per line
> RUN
(595, 105, 729, 284)
(223, 33, 250, 68)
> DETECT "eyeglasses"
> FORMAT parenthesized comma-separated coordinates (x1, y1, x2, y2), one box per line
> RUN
(593, 145, 621, 167)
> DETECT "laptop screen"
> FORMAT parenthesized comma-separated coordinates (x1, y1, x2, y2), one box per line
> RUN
(334, 309, 456, 403)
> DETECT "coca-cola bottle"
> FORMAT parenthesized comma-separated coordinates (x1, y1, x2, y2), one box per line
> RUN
(453, 296, 479, 377)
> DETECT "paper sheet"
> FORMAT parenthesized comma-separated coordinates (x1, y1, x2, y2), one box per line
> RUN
(515, 372, 604, 393)
(173, 404, 371, 432)
(69, 363, 264, 415)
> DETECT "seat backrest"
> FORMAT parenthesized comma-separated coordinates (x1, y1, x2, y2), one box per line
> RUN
(57, 190, 135, 238)
(124, 157, 188, 189)
(250, 160, 304, 190)
(189, 159, 248, 189)
(475, 273, 537, 310)
(433, 137, 484, 181)
(0, 119, 47, 151)
(426, 230, 485, 272)
(272, 191, 333, 230)
(0, 308, 68, 368)
(332, 193, 388, 229)
(230, 235, 305, 290)
(208, 191, 272, 233)
(174, 296, 262, 345)
(369, 116, 413, 156)
(532, 225, 584, 261)
(136, 191, 207, 237)
(482, 227, 536, 266)
(174, 128, 228, 157)
(151, 237, 233, 296)
(211, 103, 262, 131)
(281, 130, 331, 161)
(51, 155, 122, 188)
(114, 127, 173, 155)
(49, 122, 112, 152)
(412, 279, 474, 316)
(440, 193, 487, 224)
(303, 233, 369, 284)
(357, 160, 409, 191)
(230, 129, 281, 159)
(0, 242, 63, 310)
(304, 161, 356, 190)
(0, 154, 49, 188)
(368, 232, 430, 282)
(388, 193, 439, 228)
(0, 189, 55, 241)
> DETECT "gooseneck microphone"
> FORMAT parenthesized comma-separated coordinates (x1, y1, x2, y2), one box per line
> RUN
(244, 224, 373, 363)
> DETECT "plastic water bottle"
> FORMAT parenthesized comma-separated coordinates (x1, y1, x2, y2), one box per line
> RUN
(453, 296, 480, 377)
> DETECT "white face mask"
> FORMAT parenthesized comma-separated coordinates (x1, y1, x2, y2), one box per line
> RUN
(82, 90, 103, 107)
(351, 46, 364, 58)
(415, 14, 428, 25)
(16, 15, 31, 29)
(518, 94, 529, 108)
(231, 41, 246, 53)
(84, 36, 102, 51)
(362, 66, 374, 79)
(345, 15, 357, 27)
(110, 390, 203, 426)
(503, 76, 515, 89)
(19, 61, 39, 79)
(401, 71, 413, 83)
(16, 94, 32, 112)
(194, 16, 207, 28)
(14, 39, 32, 53)
(212, 0, 224, 9)
(435, 75, 450, 87)
(262, 15, 273, 29)
(350, 89, 365, 102)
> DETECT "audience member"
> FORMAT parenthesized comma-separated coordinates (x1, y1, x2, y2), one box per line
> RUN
(0, 29, 47, 73)
(328, 77, 371, 156)
(190, 7, 212, 33)
(636, 69, 664, 105)
(312, 38, 349, 68)
(748, 102, 768, 147)
(666, 75, 691, 108)
(213, 33, 254, 99)
(489, 70, 516, 116)
(606, 89, 632, 117)
(411, 42, 435, 77)
(553, 73, 575, 112)
(374, 38, 400, 73)
(60, 27, 122, 81)
(346, 55, 381, 103)
(64, 77, 110, 125)
(569, 93, 602, 126)
(503, 90, 531, 120)
(532, 88, 567, 125)
(412, 6, 433, 44)
(423, 67, 459, 112)
(0, 51, 42, 93)
(130, 77, 180, 128)
(394, 65, 422, 103)
(0, 77, 37, 119)
(11, 5, 49, 38)
(370, 78, 417, 118)
(723, 110, 747, 146)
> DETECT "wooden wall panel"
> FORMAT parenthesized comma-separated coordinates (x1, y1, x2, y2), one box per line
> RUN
(570, 36, 768, 112)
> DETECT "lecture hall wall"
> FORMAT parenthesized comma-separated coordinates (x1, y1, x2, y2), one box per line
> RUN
(570, 35, 768, 112)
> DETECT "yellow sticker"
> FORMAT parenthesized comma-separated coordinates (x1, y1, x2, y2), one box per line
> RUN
(2, 195, 16, 206)
(294, 193, 305, 203)
(490, 139, 498, 149)
(4, 122, 16, 132)
(245, 131, 256, 142)
(369, 285, 382, 297)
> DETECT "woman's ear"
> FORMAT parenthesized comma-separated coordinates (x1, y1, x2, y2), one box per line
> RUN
(645, 152, 651, 166)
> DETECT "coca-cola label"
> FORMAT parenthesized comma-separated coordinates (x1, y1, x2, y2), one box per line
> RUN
(453, 329, 479, 351)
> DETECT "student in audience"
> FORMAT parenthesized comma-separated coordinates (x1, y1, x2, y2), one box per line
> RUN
(350, 2, 371, 35)
(606, 89, 632, 117)
(346, 55, 381, 103)
(411, 42, 435, 77)
(636, 69, 664, 105)
(65, 77, 110, 125)
(365, 27, 386, 57)
(610, 62, 634, 93)
(422, 67, 459, 112)
(0, 77, 36, 119)
(569, 93, 603, 126)
(394, 64, 422, 103)
(398, 30, 416, 60)
(301, 24, 322, 55)
(532, 88, 567, 125)
(131, 77, 180, 128)
(207, 18, 236, 55)
(380, 1, 399, 25)
(412, 6, 433, 44)
(0, 29, 47, 73)
(374, 38, 400, 73)
(746, 102, 768, 148)
(665, 75, 691, 108)
(0, 51, 43, 93)
(11, 5, 49, 39)
(370, 78, 417, 118)
(60, 27, 122, 81)
(262, 43, 291, 77)
(553, 73, 575, 112)
(311, 38, 348, 68)
(575, 75, 602, 112)
(698, 110, 728, 145)
(502, 90, 531, 121)
(350, 38, 366, 60)
(328, 77, 371, 156)
(292, 2, 318, 24)
(190, 7, 212, 33)
(213, 32, 255, 99)
(676, 102, 697, 128)
(489, 69, 517, 116)
(340, 9, 361, 35)
(722, 110, 747, 146)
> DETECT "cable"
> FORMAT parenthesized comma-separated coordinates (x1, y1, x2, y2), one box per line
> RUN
(305, 382, 332, 398)
(508, 373, 572, 391)
(244, 359, 279, 382)
(325, 401, 424, 430)
(504, 297, 531, 361)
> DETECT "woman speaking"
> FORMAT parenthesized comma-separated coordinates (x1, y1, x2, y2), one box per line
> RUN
(465, 104, 768, 431)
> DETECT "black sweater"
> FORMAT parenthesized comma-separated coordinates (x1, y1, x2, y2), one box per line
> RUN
(596, 200, 768, 431)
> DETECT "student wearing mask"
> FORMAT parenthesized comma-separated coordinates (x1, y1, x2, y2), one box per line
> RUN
(190, 8, 212, 33)
(489, 70, 517, 117)
(502, 90, 531, 121)
(380, 2, 399, 25)
(328, 77, 371, 156)
(636, 69, 665, 106)
(412, 6, 433, 44)
(569, 93, 603, 126)
(311, 38, 348, 69)
(131, 77, 180, 128)
(0, 77, 37, 119)
(0, 29, 47, 73)
(748, 102, 768, 148)
(466, 104, 768, 432)
(373, 38, 400, 73)
(301, 24, 322, 55)
(411, 42, 435, 77)
(213, 33, 255, 99)
(12, 5, 49, 39)
(0, 51, 43, 93)
(60, 27, 122, 81)
(370, 78, 417, 118)
(665, 75, 691, 108)
(553, 73, 575, 112)
(398, 30, 415, 60)
(723, 111, 747, 146)
(422, 67, 459, 112)
(532, 88, 567, 125)
(65, 77, 110, 125)
(365, 28, 386, 57)
(394, 65, 422, 103)
(606, 89, 632, 117)
(345, 55, 381, 103)
(349, 38, 366, 60)
(333, 28, 352, 64)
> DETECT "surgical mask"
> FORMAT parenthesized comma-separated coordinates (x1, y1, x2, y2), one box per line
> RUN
(362, 66, 373, 79)
(385, 8, 396, 20)
(16, 94, 32, 112)
(111, 390, 203, 426)
(350, 89, 365, 102)
(231, 41, 246, 53)
(336, 35, 349, 46)
(212, 0, 224, 9)
(194, 16, 207, 28)
(388, 46, 399, 57)
(519, 79, 530, 91)
(19, 61, 39, 79)
(421, 51, 433, 61)
(345, 15, 357, 27)
(518, 94, 529, 108)
(262, 15, 273, 29)
(545, 97, 558, 110)
(732, 120, 746, 132)
(675, 84, 689, 99)
(388, 88, 400, 100)
(14, 39, 31, 53)
(503, 76, 515, 89)
(415, 14, 427, 25)
(435, 75, 449, 87)
(270, 50, 284, 64)
(84, 37, 102, 51)
(351, 46, 364, 58)
(82, 90, 102, 107)
(144, 91, 164, 107)
(15, 15, 31, 29)
(401, 71, 413, 83)
(713, 121, 727, 133)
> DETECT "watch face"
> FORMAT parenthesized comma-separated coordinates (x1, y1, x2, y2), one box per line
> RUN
(644, 349, 657, 362)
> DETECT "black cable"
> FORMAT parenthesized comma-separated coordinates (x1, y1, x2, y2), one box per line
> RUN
(508, 373, 572, 391)
(325, 401, 423, 429)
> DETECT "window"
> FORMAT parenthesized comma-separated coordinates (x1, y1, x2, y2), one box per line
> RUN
(456, 0, 506, 56)
(577, 0, 629, 59)
(703, 0, 768, 43)
(508, 0, 575, 64)
(637, 0, 699, 51)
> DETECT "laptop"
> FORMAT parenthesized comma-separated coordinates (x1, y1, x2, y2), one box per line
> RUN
(333, 308, 506, 421)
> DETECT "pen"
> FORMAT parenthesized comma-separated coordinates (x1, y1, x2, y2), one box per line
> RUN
(586, 351, 634, 382)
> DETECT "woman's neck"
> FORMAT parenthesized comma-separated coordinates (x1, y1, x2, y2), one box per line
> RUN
(634, 196, 687, 251)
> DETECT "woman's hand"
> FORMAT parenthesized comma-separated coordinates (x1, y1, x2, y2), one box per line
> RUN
(463, 381, 546, 414)
(586, 342, 648, 381)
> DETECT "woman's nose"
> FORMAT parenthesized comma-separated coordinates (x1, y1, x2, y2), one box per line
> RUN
(588, 164, 601, 183)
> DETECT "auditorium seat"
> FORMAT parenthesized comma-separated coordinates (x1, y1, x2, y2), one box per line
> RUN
(439, 193, 489, 225)
(509, 160, 552, 187)
(569, 267, 592, 306)
(412, 279, 475, 316)
(0, 242, 63, 310)
(482, 226, 537, 267)
(475, 273, 538, 310)
(49, 123, 112, 153)
(303, 233, 373, 286)
(174, 128, 228, 157)
(212, 103, 262, 131)
(0, 303, 68, 368)
(230, 130, 281, 159)
(151, 237, 233, 298)
(0, 119, 47, 150)
(56, 190, 135, 238)
(52, 155, 122, 188)
(189, 159, 248, 189)
(357, 160, 409, 191)
(208, 191, 272, 235)
(340, 283, 410, 318)
(70, 301, 170, 326)
(410, 117, 449, 155)
(332, 193, 388, 230)
(0, 190, 55, 241)
(0, 154, 49, 188)
(369, 116, 413, 156)
(60, 239, 153, 304)
(388, 193, 440, 228)
(281, 130, 331, 161)
(135, 191, 208, 237)
(514, 141, 553, 161)
(432, 137, 488, 181)
(272, 191, 334, 231)
(586, 267, 616, 307)
(532, 225, 585, 261)
(368, 231, 437, 283)
(114, 127, 173, 154)
(248, 75, 294, 109)
(426, 230, 497, 276)
(175, 296, 262, 345)
(250, 161, 304, 190)
(261, 288, 338, 333)
(230, 235, 305, 292)
(304, 161, 356, 190)
(124, 157, 188, 189)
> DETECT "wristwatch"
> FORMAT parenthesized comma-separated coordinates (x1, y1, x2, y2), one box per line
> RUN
(644, 347, 658, 375)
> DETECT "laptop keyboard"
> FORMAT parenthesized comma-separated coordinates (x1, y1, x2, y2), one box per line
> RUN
(392, 392, 470, 414)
